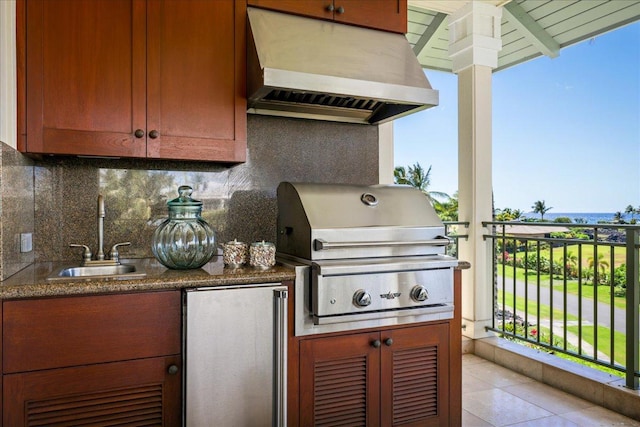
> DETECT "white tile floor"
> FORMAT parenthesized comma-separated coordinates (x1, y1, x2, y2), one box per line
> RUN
(462, 354, 640, 426)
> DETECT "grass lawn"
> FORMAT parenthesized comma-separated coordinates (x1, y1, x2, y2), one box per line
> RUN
(497, 289, 579, 324)
(498, 265, 627, 310)
(497, 290, 630, 374)
(566, 324, 628, 366)
(507, 242, 627, 268)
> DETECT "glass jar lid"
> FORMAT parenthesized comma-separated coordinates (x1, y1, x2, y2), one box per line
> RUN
(167, 185, 202, 207)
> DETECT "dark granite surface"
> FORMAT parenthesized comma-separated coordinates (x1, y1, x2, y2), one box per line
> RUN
(0, 256, 296, 300)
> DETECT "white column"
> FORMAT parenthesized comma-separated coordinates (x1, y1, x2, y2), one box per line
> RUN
(378, 122, 394, 184)
(448, 2, 502, 339)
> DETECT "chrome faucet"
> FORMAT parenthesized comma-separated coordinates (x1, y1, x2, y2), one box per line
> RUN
(70, 195, 131, 266)
(97, 195, 105, 261)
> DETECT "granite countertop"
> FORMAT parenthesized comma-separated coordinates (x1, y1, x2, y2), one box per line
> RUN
(0, 256, 297, 300)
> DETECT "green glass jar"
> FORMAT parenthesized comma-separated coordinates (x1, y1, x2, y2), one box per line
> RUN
(152, 185, 217, 269)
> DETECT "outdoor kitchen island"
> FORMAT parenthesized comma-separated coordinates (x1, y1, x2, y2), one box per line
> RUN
(0, 256, 464, 426)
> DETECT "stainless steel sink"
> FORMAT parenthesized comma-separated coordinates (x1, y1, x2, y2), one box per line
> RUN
(47, 264, 146, 281)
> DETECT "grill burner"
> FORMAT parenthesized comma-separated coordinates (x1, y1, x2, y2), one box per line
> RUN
(276, 182, 458, 336)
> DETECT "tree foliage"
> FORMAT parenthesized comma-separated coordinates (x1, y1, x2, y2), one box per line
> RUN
(531, 200, 552, 220)
(394, 163, 454, 220)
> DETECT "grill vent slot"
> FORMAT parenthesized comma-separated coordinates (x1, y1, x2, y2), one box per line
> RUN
(392, 346, 439, 423)
(265, 89, 383, 112)
(26, 385, 163, 426)
(314, 356, 368, 426)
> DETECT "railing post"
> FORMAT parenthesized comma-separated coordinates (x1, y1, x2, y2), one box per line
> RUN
(626, 227, 639, 390)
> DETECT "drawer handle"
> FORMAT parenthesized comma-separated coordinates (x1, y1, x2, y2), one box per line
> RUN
(167, 364, 179, 375)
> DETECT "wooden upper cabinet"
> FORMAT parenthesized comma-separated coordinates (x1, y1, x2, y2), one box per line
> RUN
(247, 0, 332, 20)
(21, 0, 246, 162)
(247, 0, 407, 33)
(336, 0, 407, 33)
(24, 0, 146, 158)
(146, 0, 246, 161)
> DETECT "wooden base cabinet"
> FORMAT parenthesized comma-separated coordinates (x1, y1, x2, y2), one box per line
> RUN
(299, 323, 451, 426)
(2, 291, 181, 426)
(3, 355, 181, 426)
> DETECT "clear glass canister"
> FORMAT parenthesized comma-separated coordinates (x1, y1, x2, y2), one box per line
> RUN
(249, 241, 276, 269)
(152, 185, 217, 269)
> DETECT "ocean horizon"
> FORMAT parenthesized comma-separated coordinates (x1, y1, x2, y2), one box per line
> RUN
(522, 212, 622, 224)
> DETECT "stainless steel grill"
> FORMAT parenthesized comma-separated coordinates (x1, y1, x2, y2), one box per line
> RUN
(276, 182, 458, 336)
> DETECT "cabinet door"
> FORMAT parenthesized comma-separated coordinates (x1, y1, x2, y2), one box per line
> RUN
(146, 0, 246, 162)
(3, 355, 181, 427)
(25, 0, 147, 157)
(300, 332, 381, 427)
(247, 0, 332, 20)
(380, 323, 450, 427)
(3, 291, 181, 373)
(337, 0, 407, 33)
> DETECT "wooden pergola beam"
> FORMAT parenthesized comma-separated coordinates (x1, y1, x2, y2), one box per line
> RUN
(412, 12, 447, 57)
(503, 1, 560, 58)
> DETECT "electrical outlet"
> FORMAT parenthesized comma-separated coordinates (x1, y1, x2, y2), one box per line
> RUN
(20, 233, 33, 253)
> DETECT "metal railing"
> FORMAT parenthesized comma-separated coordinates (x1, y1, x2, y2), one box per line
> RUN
(443, 221, 469, 258)
(482, 221, 639, 390)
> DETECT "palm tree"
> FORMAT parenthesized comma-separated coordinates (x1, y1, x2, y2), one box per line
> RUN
(435, 191, 458, 221)
(587, 253, 610, 285)
(625, 205, 636, 222)
(565, 251, 578, 278)
(531, 200, 552, 220)
(394, 163, 450, 204)
(613, 211, 625, 223)
(494, 207, 524, 221)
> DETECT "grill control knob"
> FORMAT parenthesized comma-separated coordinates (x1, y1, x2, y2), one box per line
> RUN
(411, 286, 429, 302)
(353, 290, 372, 308)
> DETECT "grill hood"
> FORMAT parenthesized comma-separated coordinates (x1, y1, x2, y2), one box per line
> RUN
(247, 8, 439, 125)
(276, 182, 449, 260)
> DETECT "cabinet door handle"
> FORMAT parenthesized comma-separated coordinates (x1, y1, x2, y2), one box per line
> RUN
(134, 129, 145, 138)
(372, 339, 381, 348)
(167, 364, 179, 375)
(149, 130, 159, 139)
(336, 5, 344, 14)
(326, 4, 334, 12)
(384, 338, 393, 346)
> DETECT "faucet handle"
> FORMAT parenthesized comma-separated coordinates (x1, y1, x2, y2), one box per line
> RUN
(109, 242, 131, 264)
(70, 244, 92, 264)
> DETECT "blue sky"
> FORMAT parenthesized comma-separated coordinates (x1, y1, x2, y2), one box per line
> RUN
(394, 21, 640, 214)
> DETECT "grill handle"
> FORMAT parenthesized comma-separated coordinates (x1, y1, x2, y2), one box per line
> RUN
(314, 236, 452, 251)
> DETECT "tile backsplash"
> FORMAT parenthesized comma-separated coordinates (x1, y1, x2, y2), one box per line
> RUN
(0, 115, 379, 278)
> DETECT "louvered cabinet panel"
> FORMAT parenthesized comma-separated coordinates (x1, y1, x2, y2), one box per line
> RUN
(300, 332, 381, 427)
(3, 355, 181, 427)
(381, 324, 450, 427)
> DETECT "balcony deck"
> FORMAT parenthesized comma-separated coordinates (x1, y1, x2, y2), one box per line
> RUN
(463, 338, 640, 425)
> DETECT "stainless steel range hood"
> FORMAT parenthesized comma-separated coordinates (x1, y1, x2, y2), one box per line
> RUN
(247, 7, 439, 125)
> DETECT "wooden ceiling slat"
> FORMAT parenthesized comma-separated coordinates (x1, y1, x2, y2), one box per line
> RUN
(409, 0, 639, 73)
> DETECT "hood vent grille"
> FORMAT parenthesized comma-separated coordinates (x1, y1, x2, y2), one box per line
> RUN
(247, 8, 438, 124)
(264, 90, 382, 111)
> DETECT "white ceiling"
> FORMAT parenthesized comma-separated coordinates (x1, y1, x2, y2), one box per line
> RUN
(407, 0, 640, 72)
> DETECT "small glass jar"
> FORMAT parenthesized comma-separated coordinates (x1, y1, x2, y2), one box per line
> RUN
(152, 185, 217, 269)
(222, 239, 248, 267)
(249, 241, 276, 269)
